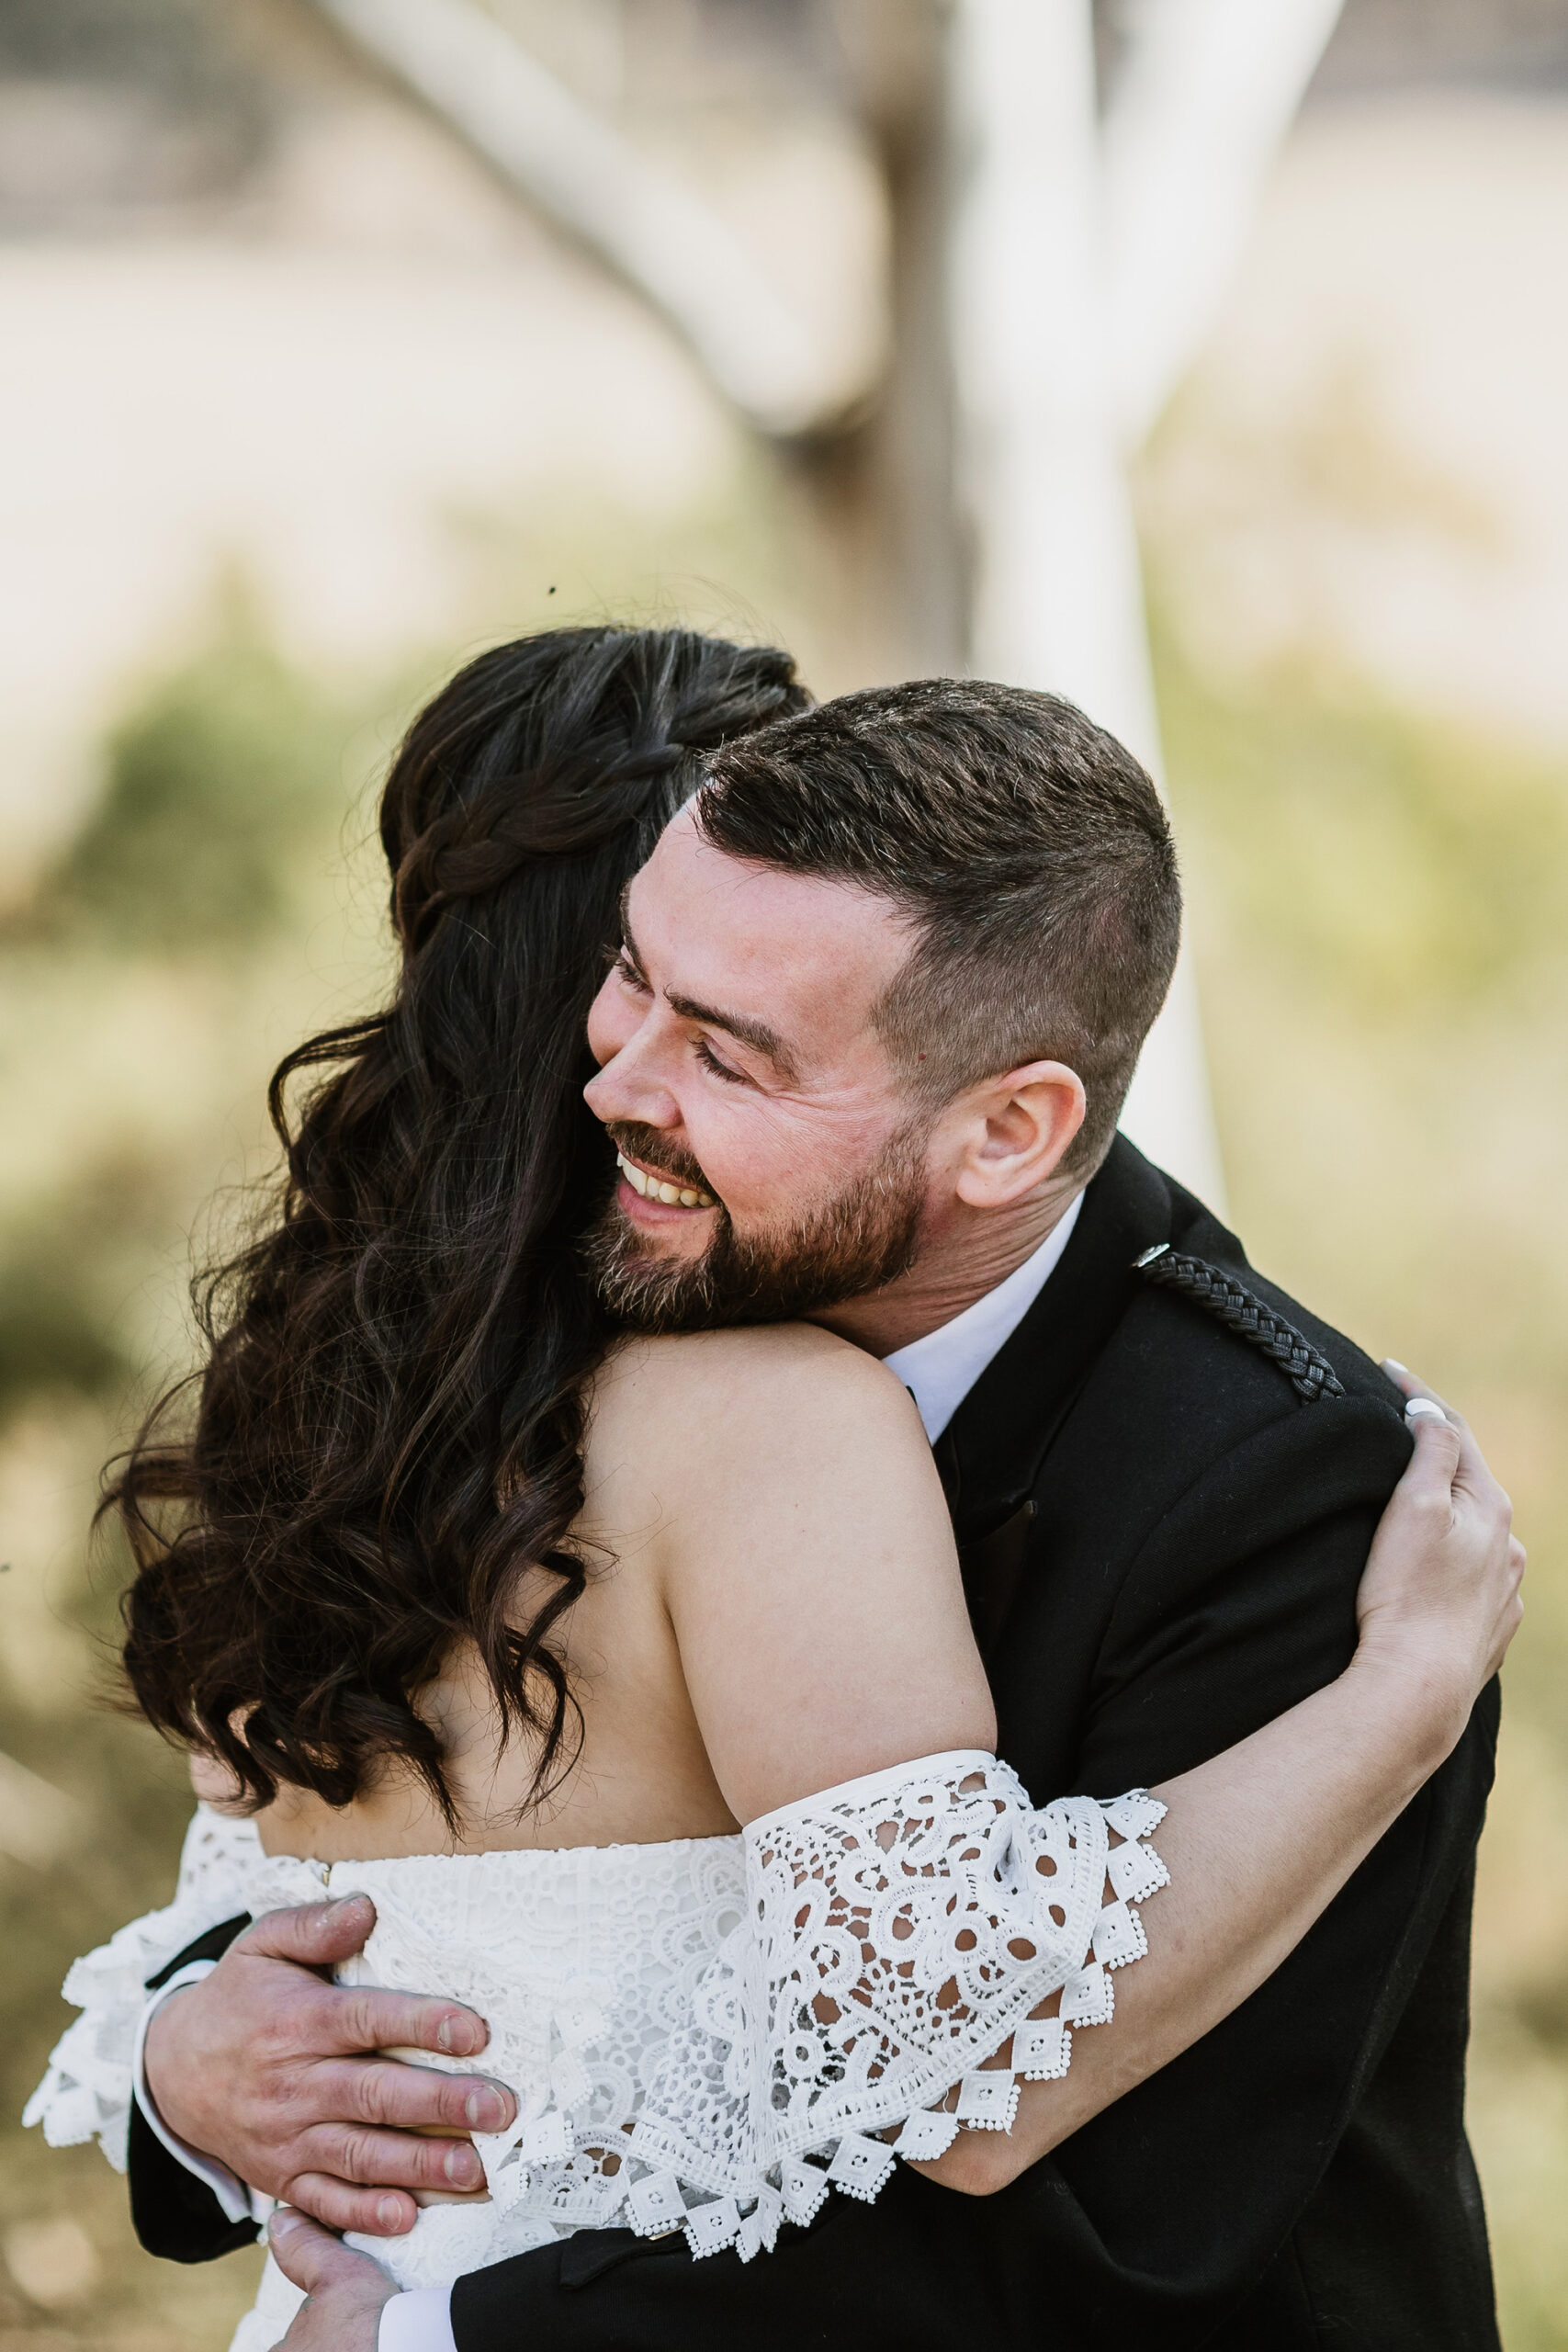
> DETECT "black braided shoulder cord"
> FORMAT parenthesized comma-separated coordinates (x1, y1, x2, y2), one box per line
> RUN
(1133, 1244, 1346, 1404)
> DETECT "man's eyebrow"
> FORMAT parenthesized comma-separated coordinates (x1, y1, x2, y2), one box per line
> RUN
(620, 888, 799, 1080)
(664, 990, 798, 1083)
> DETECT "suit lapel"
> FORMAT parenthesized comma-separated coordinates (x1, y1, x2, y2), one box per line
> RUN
(936, 1136, 1174, 1570)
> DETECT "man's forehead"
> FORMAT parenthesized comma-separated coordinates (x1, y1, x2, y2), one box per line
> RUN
(627, 819, 910, 1035)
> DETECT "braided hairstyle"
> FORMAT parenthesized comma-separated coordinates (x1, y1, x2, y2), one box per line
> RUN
(113, 627, 809, 1823)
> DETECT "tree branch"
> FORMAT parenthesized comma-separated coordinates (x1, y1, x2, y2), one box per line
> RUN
(311, 0, 862, 438)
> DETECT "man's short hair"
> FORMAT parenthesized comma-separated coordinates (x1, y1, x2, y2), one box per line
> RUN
(694, 679, 1180, 1174)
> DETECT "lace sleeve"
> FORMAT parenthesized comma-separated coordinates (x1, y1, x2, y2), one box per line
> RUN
(23, 1804, 266, 2171)
(475, 1751, 1168, 2264)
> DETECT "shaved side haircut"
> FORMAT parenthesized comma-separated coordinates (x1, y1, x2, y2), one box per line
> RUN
(694, 679, 1181, 1174)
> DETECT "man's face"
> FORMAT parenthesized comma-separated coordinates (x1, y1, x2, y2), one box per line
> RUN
(582, 808, 935, 1329)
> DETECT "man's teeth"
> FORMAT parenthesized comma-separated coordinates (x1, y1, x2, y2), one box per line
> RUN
(616, 1151, 716, 1210)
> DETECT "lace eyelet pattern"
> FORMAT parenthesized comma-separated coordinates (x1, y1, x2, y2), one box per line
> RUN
(26, 1757, 1168, 2287)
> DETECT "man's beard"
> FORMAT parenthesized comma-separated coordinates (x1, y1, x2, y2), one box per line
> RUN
(584, 1119, 931, 1332)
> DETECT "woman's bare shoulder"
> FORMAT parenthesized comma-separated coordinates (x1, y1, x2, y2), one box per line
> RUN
(585, 1327, 989, 1824)
(583, 1326, 927, 1529)
(591, 1324, 917, 1442)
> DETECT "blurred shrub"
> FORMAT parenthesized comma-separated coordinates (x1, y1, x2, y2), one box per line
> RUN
(1156, 619, 1568, 2351)
(0, 1160, 176, 1419)
(0, 622, 358, 2344)
(41, 634, 347, 951)
(0, 1231, 125, 1414)
(0, 0, 278, 202)
(1156, 622, 1568, 1019)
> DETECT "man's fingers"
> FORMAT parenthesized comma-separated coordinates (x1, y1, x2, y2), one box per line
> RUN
(333, 2053, 514, 2136)
(268, 2208, 389, 2293)
(299, 2113, 491, 2194)
(336, 1985, 493, 2064)
(281, 2175, 423, 2236)
(239, 1895, 378, 1971)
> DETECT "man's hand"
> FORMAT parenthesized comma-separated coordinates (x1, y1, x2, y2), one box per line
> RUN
(142, 1894, 517, 2233)
(268, 2210, 396, 2351)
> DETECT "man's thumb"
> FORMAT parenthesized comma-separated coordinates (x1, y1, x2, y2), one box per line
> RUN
(268, 2206, 368, 2292)
(241, 1893, 377, 1966)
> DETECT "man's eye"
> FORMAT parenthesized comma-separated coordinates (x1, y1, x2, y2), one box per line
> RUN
(694, 1036, 749, 1085)
(615, 953, 650, 994)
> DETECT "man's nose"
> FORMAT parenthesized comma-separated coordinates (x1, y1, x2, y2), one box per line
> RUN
(582, 1016, 682, 1132)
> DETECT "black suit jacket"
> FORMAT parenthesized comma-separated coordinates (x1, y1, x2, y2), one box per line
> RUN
(127, 1141, 1500, 2347)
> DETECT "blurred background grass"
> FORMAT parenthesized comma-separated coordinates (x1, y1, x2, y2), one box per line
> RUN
(2, 0, 1567, 2345)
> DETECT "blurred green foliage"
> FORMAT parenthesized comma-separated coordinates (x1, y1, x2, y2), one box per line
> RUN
(0, 623, 360, 2344)
(1157, 620, 1568, 2352)
(1160, 641, 1568, 1018)
(41, 638, 346, 951)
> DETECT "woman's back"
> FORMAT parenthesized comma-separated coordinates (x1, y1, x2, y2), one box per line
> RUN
(249, 1322, 991, 1863)
(177, 1324, 1003, 2326)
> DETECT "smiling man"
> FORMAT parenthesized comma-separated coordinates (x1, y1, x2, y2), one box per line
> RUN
(588, 835, 940, 1330)
(124, 679, 1501, 2352)
(580, 707, 1123, 1353)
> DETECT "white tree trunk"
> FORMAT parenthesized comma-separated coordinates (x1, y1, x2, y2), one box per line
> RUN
(947, 0, 1225, 1207)
(1104, 0, 1346, 447)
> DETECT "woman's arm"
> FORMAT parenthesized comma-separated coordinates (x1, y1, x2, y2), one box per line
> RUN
(929, 1382, 1520, 2188)
(651, 1342, 1520, 2196)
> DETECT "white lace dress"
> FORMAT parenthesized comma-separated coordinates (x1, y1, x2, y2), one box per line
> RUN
(27, 1753, 1168, 2349)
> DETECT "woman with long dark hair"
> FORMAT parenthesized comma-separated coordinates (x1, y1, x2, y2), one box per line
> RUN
(117, 625, 809, 1827)
(28, 627, 1519, 2352)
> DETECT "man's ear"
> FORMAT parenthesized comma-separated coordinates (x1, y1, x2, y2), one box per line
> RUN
(951, 1060, 1087, 1209)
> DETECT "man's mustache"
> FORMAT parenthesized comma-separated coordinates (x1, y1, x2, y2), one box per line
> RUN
(603, 1121, 717, 1201)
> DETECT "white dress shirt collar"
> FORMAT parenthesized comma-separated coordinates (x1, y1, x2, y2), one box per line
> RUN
(882, 1193, 1084, 1442)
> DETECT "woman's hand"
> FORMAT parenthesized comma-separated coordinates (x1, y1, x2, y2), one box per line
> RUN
(1348, 1365, 1525, 1760)
(267, 2210, 397, 2351)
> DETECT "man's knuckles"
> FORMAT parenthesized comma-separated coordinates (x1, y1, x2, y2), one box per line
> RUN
(340, 1989, 485, 2059)
(320, 2125, 389, 2184)
(337, 1987, 411, 2052)
(308, 2120, 479, 2190)
(351, 2061, 453, 2129)
(244, 1895, 376, 1962)
(239, 1968, 362, 2062)
(281, 2174, 417, 2236)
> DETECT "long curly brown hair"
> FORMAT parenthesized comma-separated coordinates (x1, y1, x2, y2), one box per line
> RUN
(111, 626, 809, 1825)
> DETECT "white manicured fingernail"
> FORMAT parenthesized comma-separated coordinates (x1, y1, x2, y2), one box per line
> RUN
(1383, 1359, 1410, 1377)
(1405, 1397, 1448, 1423)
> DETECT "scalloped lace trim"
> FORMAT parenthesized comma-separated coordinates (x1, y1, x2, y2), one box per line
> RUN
(22, 1807, 265, 2171)
(23, 1761, 1168, 2280)
(499, 1757, 1168, 2262)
